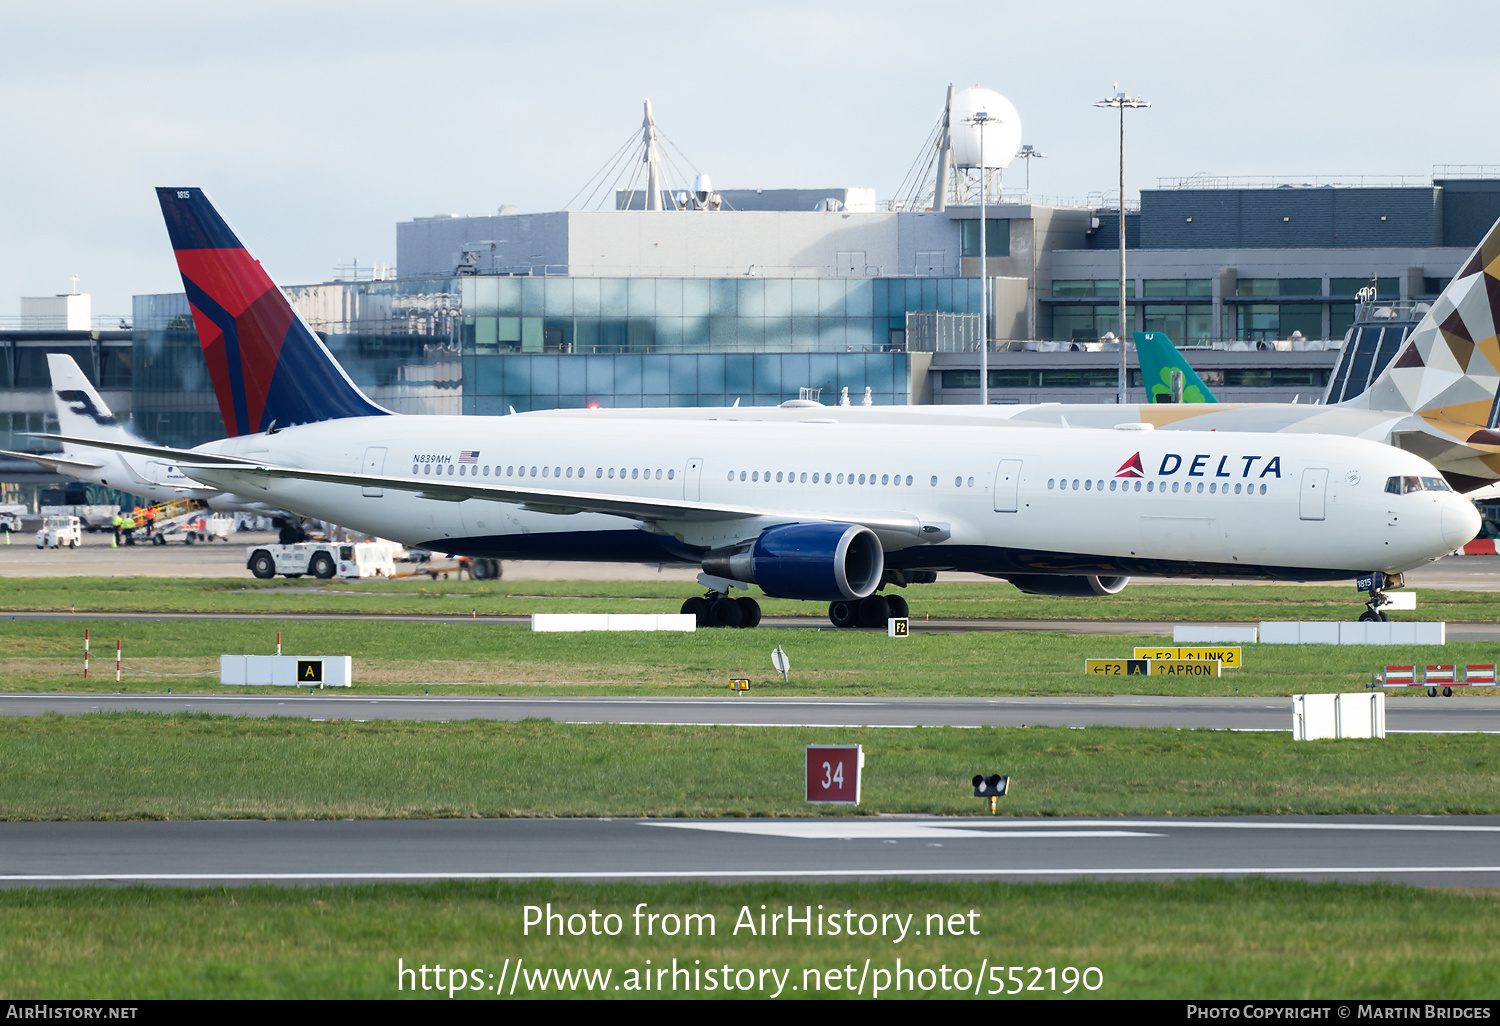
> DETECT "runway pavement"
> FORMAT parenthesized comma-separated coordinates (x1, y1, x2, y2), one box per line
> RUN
(3, 815, 1497, 888)
(3, 692, 1497, 732)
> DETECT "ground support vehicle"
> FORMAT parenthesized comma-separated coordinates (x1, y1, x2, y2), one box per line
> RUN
(155, 511, 234, 545)
(247, 541, 397, 580)
(36, 515, 83, 548)
(40, 503, 116, 532)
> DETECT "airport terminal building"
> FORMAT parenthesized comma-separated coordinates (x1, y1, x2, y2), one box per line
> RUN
(4, 171, 1499, 480)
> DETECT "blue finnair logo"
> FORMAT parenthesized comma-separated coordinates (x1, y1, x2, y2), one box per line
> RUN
(1158, 454, 1282, 479)
(55, 390, 117, 426)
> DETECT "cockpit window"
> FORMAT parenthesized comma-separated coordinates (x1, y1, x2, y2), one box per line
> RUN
(1388, 475, 1453, 494)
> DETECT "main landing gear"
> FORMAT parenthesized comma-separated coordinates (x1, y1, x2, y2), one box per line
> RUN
(827, 593, 909, 628)
(275, 517, 309, 545)
(683, 571, 929, 629)
(682, 591, 761, 629)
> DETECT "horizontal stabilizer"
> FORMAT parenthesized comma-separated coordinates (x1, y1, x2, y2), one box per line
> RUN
(0, 449, 104, 471)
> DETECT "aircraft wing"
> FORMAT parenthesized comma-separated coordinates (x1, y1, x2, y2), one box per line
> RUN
(28, 434, 267, 467)
(30, 433, 935, 538)
(0, 448, 105, 471)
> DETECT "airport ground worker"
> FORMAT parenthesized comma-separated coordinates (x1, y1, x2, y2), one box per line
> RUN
(122, 511, 136, 546)
(111, 512, 123, 547)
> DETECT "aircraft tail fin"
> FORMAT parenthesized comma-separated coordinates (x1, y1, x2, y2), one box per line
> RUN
(154, 187, 389, 437)
(47, 354, 133, 442)
(1133, 331, 1218, 403)
(1352, 216, 1500, 429)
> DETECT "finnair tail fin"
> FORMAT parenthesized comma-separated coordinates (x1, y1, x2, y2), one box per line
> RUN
(1133, 331, 1218, 403)
(155, 187, 389, 437)
(1352, 216, 1500, 429)
(48, 354, 133, 441)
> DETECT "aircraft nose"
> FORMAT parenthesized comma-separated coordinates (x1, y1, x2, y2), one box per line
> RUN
(1441, 495, 1482, 551)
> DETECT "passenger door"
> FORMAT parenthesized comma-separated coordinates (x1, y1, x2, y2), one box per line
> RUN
(362, 447, 387, 497)
(683, 458, 703, 501)
(993, 459, 1022, 512)
(1299, 468, 1328, 521)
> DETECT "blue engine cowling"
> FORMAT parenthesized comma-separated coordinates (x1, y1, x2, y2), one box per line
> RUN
(704, 523, 884, 601)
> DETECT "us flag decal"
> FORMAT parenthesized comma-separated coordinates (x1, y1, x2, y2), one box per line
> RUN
(458, 451, 480, 463)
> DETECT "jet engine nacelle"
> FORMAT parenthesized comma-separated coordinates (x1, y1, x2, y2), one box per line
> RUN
(1005, 574, 1130, 597)
(703, 523, 884, 601)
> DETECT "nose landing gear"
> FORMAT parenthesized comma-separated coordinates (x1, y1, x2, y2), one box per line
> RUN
(1356, 571, 1405, 622)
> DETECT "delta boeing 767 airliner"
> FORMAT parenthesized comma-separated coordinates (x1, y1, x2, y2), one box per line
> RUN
(39, 189, 1481, 628)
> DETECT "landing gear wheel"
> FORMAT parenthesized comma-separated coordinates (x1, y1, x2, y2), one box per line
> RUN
(250, 551, 275, 580)
(857, 594, 890, 628)
(735, 596, 761, 628)
(1358, 609, 1390, 622)
(708, 596, 743, 629)
(681, 596, 710, 627)
(310, 553, 336, 579)
(828, 599, 858, 628)
(1443, 686, 1453, 697)
(885, 594, 910, 620)
(279, 525, 306, 545)
(1427, 687, 1438, 698)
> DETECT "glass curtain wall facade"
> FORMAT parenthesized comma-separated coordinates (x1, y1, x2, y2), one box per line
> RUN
(459, 276, 981, 356)
(131, 274, 972, 446)
(467, 351, 908, 414)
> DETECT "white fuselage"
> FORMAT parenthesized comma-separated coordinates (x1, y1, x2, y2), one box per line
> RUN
(182, 411, 1478, 583)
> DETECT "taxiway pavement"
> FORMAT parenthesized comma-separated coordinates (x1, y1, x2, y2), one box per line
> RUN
(2, 692, 1495, 732)
(3, 816, 1497, 888)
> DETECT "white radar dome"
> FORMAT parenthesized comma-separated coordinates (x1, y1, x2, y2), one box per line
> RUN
(950, 87, 1022, 170)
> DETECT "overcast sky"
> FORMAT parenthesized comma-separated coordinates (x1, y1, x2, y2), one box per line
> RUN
(1, 0, 1495, 318)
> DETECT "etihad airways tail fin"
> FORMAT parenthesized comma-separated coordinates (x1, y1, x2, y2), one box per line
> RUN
(1351, 217, 1500, 426)
(1344, 215, 1500, 487)
(155, 187, 389, 437)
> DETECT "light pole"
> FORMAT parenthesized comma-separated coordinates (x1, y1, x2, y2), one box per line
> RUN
(1017, 144, 1045, 201)
(965, 110, 994, 405)
(1094, 85, 1149, 404)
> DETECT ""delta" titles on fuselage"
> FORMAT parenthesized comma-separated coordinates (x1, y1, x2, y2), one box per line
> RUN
(1118, 452, 1284, 480)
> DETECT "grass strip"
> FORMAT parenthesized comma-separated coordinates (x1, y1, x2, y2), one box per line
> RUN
(0, 878, 1495, 998)
(0, 716, 1495, 820)
(4, 617, 1498, 697)
(2, 575, 1498, 622)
